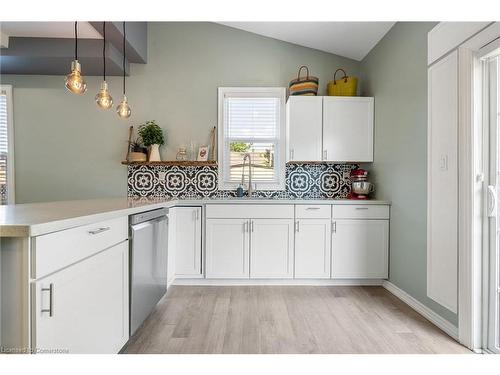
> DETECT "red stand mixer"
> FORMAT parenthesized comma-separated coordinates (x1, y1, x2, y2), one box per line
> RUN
(348, 168, 375, 199)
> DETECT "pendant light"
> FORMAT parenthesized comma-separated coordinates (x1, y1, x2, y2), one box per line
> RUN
(95, 22, 113, 109)
(65, 22, 87, 94)
(116, 21, 131, 119)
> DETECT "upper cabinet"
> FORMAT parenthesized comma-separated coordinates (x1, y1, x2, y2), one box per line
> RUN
(323, 97, 374, 162)
(286, 96, 374, 163)
(286, 96, 323, 161)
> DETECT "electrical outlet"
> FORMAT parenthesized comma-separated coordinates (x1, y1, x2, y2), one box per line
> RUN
(158, 172, 166, 181)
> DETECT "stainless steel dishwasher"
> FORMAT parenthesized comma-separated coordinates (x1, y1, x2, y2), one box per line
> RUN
(129, 208, 168, 336)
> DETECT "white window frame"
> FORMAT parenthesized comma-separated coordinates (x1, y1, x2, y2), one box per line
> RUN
(217, 87, 286, 191)
(0, 85, 14, 204)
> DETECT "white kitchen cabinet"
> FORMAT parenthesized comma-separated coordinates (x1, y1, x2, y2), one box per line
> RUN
(331, 219, 388, 279)
(286, 96, 323, 161)
(166, 210, 176, 287)
(427, 50, 458, 313)
(34, 241, 129, 354)
(323, 97, 374, 162)
(294, 219, 331, 279)
(205, 219, 249, 278)
(172, 206, 202, 278)
(250, 219, 294, 279)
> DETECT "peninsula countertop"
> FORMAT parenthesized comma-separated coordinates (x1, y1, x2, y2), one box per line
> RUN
(0, 197, 391, 238)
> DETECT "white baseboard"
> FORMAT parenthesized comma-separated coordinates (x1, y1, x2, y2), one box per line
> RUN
(173, 278, 385, 286)
(382, 281, 459, 340)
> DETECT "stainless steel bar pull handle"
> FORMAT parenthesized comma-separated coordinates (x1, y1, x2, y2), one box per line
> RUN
(355, 207, 369, 210)
(295, 220, 300, 232)
(41, 283, 54, 317)
(88, 227, 110, 235)
(290, 149, 294, 160)
(196, 209, 200, 220)
(244, 221, 248, 232)
(250, 220, 254, 232)
(323, 150, 328, 160)
(306, 207, 320, 210)
(332, 221, 337, 233)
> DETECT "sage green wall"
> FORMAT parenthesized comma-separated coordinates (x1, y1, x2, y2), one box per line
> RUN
(360, 22, 458, 325)
(0, 22, 360, 203)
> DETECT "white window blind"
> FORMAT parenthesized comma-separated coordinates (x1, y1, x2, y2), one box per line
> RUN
(0, 86, 14, 205)
(218, 88, 286, 191)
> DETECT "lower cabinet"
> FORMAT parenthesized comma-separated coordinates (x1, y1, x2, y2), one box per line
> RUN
(171, 206, 202, 278)
(33, 241, 129, 354)
(294, 219, 331, 279)
(250, 219, 294, 279)
(205, 219, 249, 278)
(331, 219, 389, 279)
(205, 218, 294, 279)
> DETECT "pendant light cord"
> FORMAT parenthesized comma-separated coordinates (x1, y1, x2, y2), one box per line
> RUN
(74, 21, 78, 60)
(122, 21, 126, 96)
(102, 22, 106, 81)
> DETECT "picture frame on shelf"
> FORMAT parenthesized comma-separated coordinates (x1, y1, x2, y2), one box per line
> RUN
(197, 145, 209, 161)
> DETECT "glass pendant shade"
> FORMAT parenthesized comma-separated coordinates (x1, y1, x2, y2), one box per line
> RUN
(116, 95, 131, 118)
(65, 60, 87, 94)
(95, 81, 113, 109)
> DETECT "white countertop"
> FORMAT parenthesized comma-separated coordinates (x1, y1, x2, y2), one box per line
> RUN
(0, 197, 390, 238)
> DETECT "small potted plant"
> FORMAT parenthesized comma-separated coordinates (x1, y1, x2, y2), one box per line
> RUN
(138, 120, 165, 162)
(128, 138, 148, 162)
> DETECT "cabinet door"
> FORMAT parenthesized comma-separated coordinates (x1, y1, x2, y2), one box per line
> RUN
(173, 207, 202, 277)
(34, 241, 129, 354)
(286, 96, 323, 161)
(295, 219, 331, 279)
(206, 219, 249, 279)
(427, 50, 458, 313)
(331, 220, 388, 279)
(250, 219, 294, 279)
(323, 97, 374, 162)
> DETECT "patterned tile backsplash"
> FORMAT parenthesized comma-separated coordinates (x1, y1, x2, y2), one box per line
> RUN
(127, 163, 359, 199)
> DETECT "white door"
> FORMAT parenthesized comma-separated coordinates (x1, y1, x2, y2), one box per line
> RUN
(486, 53, 500, 354)
(173, 207, 202, 277)
(331, 220, 388, 279)
(205, 219, 249, 279)
(250, 219, 294, 279)
(294, 219, 331, 278)
(286, 96, 323, 161)
(34, 241, 129, 354)
(322, 96, 374, 162)
(427, 50, 458, 313)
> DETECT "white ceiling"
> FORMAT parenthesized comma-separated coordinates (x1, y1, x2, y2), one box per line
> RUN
(0, 22, 101, 39)
(218, 22, 395, 61)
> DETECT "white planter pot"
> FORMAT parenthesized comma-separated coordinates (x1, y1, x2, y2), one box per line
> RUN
(149, 144, 161, 162)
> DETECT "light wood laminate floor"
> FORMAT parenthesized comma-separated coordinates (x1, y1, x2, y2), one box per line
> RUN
(123, 286, 470, 354)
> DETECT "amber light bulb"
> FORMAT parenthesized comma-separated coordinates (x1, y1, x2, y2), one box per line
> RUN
(116, 95, 131, 118)
(65, 60, 87, 94)
(95, 81, 113, 109)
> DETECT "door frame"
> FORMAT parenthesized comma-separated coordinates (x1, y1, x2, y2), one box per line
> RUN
(458, 23, 500, 351)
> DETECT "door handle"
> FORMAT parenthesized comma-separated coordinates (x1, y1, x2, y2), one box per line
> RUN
(295, 220, 300, 232)
(306, 207, 320, 210)
(290, 149, 294, 160)
(88, 227, 110, 235)
(331, 221, 336, 233)
(323, 150, 328, 160)
(41, 283, 54, 317)
(488, 185, 497, 217)
(250, 220, 254, 232)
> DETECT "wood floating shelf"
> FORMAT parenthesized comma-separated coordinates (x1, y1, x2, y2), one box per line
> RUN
(121, 160, 218, 166)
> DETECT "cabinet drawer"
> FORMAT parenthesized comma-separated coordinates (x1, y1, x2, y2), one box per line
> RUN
(206, 204, 294, 219)
(295, 205, 331, 219)
(33, 216, 128, 279)
(332, 205, 389, 219)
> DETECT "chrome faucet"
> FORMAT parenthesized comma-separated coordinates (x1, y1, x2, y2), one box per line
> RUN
(241, 153, 253, 197)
